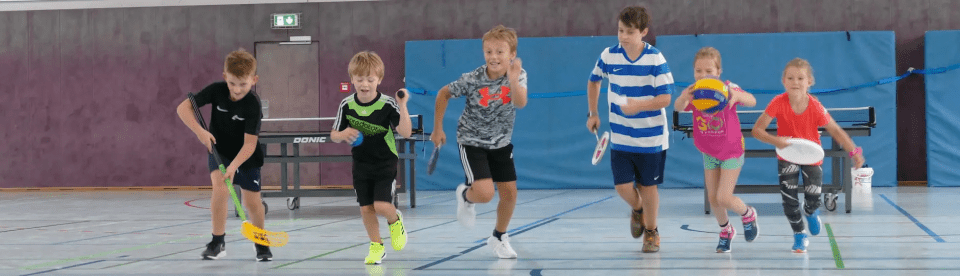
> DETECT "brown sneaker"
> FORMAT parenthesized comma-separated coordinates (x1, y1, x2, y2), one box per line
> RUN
(630, 209, 644, 238)
(642, 228, 660, 253)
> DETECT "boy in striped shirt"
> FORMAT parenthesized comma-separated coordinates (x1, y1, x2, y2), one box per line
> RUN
(585, 6, 674, 253)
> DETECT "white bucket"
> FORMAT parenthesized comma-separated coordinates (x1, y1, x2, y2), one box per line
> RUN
(852, 167, 874, 208)
(852, 167, 874, 191)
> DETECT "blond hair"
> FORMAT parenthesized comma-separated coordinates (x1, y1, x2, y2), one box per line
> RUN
(348, 51, 385, 79)
(783, 57, 815, 86)
(482, 25, 518, 53)
(224, 48, 256, 78)
(694, 47, 722, 70)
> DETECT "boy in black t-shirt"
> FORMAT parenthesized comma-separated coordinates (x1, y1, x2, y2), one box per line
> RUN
(176, 49, 272, 261)
(331, 51, 412, 265)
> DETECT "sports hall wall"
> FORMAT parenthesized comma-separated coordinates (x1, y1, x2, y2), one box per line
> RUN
(924, 30, 960, 187)
(0, 0, 949, 188)
(406, 32, 897, 189)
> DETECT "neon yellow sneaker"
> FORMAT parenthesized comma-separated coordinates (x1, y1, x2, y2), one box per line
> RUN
(389, 210, 408, 251)
(364, 242, 385, 264)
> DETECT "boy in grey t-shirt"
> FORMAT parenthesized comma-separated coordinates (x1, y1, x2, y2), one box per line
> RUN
(431, 25, 528, 259)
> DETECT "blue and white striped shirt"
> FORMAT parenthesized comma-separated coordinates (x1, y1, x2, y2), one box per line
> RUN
(589, 43, 674, 153)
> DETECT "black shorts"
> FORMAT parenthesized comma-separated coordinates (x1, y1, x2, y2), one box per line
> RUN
(353, 162, 397, 206)
(459, 143, 517, 185)
(208, 154, 262, 192)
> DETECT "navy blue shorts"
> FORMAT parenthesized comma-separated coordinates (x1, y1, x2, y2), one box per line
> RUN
(208, 154, 262, 192)
(610, 150, 667, 187)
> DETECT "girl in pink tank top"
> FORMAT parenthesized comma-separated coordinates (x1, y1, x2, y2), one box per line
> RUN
(674, 47, 760, 253)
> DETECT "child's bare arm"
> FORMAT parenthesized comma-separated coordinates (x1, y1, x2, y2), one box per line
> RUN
(824, 118, 866, 168)
(586, 81, 602, 131)
(176, 99, 215, 152)
(620, 94, 671, 115)
(331, 127, 359, 143)
(673, 85, 694, 111)
(431, 86, 453, 146)
(729, 86, 757, 108)
(229, 134, 259, 170)
(395, 89, 413, 139)
(752, 113, 789, 149)
(508, 58, 528, 108)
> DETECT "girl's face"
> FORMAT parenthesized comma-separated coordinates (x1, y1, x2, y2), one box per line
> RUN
(782, 66, 813, 94)
(693, 58, 721, 81)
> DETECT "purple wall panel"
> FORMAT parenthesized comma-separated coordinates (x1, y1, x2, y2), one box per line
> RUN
(1, 11, 42, 186)
(59, 9, 126, 187)
(315, 2, 358, 186)
(24, 11, 63, 187)
(0, 0, 947, 187)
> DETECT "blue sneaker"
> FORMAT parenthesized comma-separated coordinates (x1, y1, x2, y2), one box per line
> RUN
(742, 207, 759, 242)
(805, 209, 822, 236)
(792, 233, 809, 253)
(716, 226, 735, 253)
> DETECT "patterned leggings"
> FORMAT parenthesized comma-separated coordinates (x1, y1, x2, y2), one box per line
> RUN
(778, 160, 823, 233)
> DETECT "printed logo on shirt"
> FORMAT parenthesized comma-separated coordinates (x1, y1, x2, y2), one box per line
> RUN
(216, 106, 228, 112)
(696, 115, 724, 133)
(231, 115, 245, 121)
(346, 115, 387, 135)
(478, 86, 511, 107)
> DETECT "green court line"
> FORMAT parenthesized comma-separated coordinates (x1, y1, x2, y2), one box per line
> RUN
(21, 235, 202, 270)
(21, 219, 301, 270)
(273, 191, 575, 269)
(273, 242, 367, 269)
(826, 223, 845, 269)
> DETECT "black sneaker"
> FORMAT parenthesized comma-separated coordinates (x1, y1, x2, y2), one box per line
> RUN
(201, 240, 226, 260)
(255, 244, 273, 262)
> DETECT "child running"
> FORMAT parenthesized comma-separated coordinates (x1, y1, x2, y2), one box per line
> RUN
(752, 58, 866, 253)
(585, 6, 673, 253)
(431, 25, 528, 259)
(673, 47, 760, 253)
(331, 51, 412, 264)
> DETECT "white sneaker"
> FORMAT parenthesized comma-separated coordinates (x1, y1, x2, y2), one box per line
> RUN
(455, 183, 476, 228)
(487, 233, 518, 259)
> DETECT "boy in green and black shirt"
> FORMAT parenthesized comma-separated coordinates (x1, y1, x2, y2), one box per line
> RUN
(331, 51, 412, 265)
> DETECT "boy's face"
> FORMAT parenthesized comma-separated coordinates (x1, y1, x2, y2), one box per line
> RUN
(693, 58, 721, 81)
(482, 39, 516, 76)
(617, 21, 648, 49)
(782, 66, 812, 94)
(351, 73, 382, 95)
(223, 72, 258, 101)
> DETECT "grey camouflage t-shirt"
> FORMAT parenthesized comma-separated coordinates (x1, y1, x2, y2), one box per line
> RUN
(447, 65, 528, 149)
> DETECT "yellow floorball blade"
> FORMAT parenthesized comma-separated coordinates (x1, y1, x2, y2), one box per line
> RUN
(241, 221, 289, 247)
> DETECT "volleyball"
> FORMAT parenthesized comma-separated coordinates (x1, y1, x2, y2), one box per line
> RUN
(690, 76, 729, 114)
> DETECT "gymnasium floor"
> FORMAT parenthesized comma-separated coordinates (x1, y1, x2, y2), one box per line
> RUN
(2, 187, 957, 275)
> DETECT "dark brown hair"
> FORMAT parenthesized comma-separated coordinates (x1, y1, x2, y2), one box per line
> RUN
(619, 6, 650, 30)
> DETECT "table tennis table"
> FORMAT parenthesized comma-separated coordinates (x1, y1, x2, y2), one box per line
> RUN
(231, 115, 429, 215)
(672, 107, 876, 213)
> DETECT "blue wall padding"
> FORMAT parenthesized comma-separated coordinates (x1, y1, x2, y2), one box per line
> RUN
(405, 31, 896, 190)
(405, 37, 621, 190)
(657, 31, 896, 188)
(925, 30, 960, 187)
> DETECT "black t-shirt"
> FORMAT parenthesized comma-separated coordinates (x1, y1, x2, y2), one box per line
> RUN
(333, 93, 401, 167)
(194, 82, 264, 169)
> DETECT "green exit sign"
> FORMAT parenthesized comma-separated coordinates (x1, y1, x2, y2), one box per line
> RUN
(271, 13, 301, 29)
